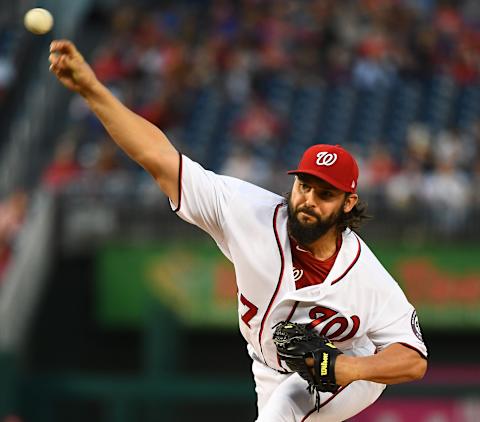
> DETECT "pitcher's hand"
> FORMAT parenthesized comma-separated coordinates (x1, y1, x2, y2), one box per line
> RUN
(49, 40, 98, 96)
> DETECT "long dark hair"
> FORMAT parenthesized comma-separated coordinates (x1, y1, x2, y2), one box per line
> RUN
(337, 195, 371, 232)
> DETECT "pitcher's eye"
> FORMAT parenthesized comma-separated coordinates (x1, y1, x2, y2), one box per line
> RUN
(319, 191, 334, 199)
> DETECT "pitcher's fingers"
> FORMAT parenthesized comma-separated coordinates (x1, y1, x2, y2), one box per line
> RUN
(58, 55, 68, 67)
(49, 55, 66, 72)
(50, 40, 79, 57)
(59, 53, 77, 70)
(49, 63, 60, 74)
(48, 53, 60, 65)
(49, 39, 74, 53)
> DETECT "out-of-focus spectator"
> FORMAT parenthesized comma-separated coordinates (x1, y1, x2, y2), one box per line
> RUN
(386, 158, 425, 209)
(224, 47, 255, 103)
(450, 39, 478, 85)
(42, 137, 82, 192)
(0, 190, 28, 282)
(423, 160, 471, 235)
(406, 123, 433, 169)
(220, 144, 272, 187)
(434, 127, 474, 169)
(324, 46, 352, 85)
(0, 191, 28, 245)
(362, 144, 397, 192)
(405, 26, 438, 81)
(232, 98, 282, 151)
(135, 92, 179, 129)
(352, 54, 395, 90)
(352, 28, 396, 89)
(91, 42, 132, 85)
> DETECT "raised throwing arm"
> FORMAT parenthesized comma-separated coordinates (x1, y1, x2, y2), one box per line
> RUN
(49, 40, 180, 204)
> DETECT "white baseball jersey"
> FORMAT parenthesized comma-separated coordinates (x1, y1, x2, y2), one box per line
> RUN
(170, 155, 428, 421)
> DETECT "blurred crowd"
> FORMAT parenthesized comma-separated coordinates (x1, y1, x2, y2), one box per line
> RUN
(38, 0, 480, 236)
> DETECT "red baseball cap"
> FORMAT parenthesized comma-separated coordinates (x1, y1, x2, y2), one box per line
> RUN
(288, 144, 359, 193)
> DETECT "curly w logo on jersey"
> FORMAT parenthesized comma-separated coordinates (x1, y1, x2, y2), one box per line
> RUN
(307, 305, 361, 342)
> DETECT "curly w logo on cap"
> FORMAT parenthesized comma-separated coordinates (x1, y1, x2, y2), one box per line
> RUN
(316, 152, 338, 166)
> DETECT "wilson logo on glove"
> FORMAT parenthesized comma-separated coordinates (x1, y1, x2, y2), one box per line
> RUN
(320, 353, 329, 376)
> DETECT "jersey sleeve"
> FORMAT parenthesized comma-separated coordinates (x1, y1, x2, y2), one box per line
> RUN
(169, 155, 239, 255)
(367, 287, 428, 358)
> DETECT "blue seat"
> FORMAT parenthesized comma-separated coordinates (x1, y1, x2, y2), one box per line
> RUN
(317, 85, 356, 146)
(383, 79, 423, 151)
(350, 87, 389, 147)
(183, 87, 222, 162)
(453, 84, 480, 130)
(422, 75, 457, 134)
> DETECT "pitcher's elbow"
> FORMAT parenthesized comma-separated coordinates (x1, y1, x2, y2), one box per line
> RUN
(412, 357, 428, 381)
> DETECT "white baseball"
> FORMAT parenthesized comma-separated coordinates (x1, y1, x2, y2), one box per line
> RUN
(24, 8, 54, 35)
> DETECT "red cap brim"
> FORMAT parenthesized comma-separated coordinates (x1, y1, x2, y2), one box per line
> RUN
(287, 169, 354, 193)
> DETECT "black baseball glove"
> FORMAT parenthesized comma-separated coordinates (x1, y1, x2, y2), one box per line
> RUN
(273, 321, 342, 394)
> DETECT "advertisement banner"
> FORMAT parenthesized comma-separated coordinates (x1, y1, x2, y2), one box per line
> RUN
(96, 241, 480, 329)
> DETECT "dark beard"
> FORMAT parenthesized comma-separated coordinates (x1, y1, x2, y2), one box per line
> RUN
(287, 194, 343, 246)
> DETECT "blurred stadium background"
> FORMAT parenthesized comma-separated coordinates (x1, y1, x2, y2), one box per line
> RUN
(1, 0, 480, 421)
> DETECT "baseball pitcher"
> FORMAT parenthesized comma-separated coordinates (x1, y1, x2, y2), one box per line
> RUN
(49, 40, 428, 422)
